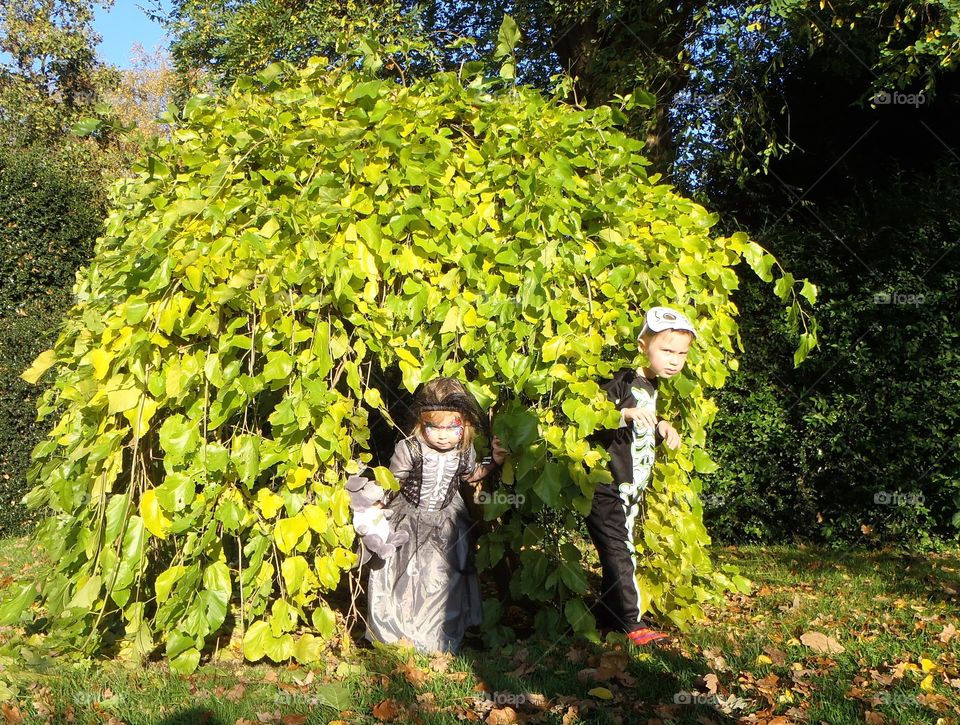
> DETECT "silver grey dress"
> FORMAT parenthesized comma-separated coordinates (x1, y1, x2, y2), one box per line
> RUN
(365, 438, 483, 653)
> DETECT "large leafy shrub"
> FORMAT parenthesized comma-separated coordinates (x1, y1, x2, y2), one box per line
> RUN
(10, 56, 812, 670)
(0, 148, 103, 535)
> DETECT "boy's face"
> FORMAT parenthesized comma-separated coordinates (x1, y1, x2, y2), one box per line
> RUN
(422, 411, 464, 452)
(639, 330, 693, 378)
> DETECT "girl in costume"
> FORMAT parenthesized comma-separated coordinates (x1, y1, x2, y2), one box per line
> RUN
(362, 377, 505, 653)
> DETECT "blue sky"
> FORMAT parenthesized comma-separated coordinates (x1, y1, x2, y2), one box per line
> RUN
(93, 0, 170, 68)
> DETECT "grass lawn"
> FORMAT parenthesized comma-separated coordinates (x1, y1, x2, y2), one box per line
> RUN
(0, 537, 958, 724)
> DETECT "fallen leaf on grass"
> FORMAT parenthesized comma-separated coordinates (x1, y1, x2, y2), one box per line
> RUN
(397, 656, 430, 688)
(763, 647, 788, 665)
(799, 631, 845, 654)
(587, 687, 613, 700)
(1, 703, 24, 724)
(372, 699, 400, 722)
(416, 692, 437, 712)
(863, 712, 887, 724)
(225, 683, 246, 702)
(939, 623, 957, 644)
(281, 717, 307, 725)
(486, 706, 518, 724)
(429, 652, 453, 672)
(561, 705, 579, 725)
(917, 692, 952, 712)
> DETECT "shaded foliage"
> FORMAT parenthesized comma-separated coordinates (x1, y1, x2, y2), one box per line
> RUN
(0, 147, 104, 534)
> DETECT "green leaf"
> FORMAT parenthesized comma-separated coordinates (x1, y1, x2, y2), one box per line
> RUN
(495, 14, 521, 59)
(231, 435, 261, 488)
(21, 349, 56, 384)
(263, 350, 294, 382)
(0, 583, 37, 625)
(533, 462, 565, 508)
(155, 565, 186, 603)
(242, 620, 273, 661)
(67, 575, 103, 611)
(563, 597, 597, 637)
(311, 604, 337, 638)
(281, 556, 309, 595)
(71, 118, 101, 136)
(159, 414, 201, 463)
(169, 647, 201, 674)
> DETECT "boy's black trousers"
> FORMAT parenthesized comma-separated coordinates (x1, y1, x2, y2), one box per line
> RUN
(585, 482, 644, 632)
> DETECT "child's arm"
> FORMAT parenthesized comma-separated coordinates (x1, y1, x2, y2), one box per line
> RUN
(620, 406, 657, 430)
(622, 408, 682, 449)
(655, 420, 681, 450)
(464, 436, 507, 483)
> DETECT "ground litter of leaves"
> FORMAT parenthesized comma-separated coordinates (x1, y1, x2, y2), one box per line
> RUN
(0, 538, 958, 724)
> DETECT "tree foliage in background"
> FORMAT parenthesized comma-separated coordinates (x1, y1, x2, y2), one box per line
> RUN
(155, 0, 433, 100)
(156, 0, 960, 186)
(0, 0, 117, 147)
(6, 46, 813, 669)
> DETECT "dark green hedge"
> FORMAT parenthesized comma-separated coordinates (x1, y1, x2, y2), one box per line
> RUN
(705, 162, 960, 547)
(0, 148, 103, 534)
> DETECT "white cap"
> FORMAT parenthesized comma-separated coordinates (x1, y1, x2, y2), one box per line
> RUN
(639, 306, 697, 338)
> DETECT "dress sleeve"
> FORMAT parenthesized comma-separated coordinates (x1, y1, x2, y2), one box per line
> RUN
(388, 440, 413, 480)
(464, 445, 478, 475)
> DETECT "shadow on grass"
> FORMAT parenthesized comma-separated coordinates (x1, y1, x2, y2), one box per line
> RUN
(155, 709, 227, 725)
(721, 545, 960, 603)
(354, 624, 737, 724)
(461, 632, 738, 725)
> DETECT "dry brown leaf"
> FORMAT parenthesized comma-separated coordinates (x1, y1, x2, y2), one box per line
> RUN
(863, 711, 887, 724)
(523, 692, 549, 710)
(764, 647, 788, 665)
(372, 698, 400, 722)
(226, 683, 246, 702)
(561, 705, 580, 725)
(917, 693, 952, 712)
(429, 652, 453, 672)
(398, 656, 430, 688)
(938, 623, 957, 644)
(1, 703, 24, 725)
(702, 673, 719, 695)
(486, 706, 518, 725)
(281, 717, 308, 725)
(416, 692, 437, 712)
(799, 631, 845, 654)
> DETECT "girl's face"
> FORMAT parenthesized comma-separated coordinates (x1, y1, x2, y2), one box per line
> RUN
(421, 411, 464, 452)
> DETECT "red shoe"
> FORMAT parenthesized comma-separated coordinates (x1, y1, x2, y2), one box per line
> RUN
(626, 627, 669, 646)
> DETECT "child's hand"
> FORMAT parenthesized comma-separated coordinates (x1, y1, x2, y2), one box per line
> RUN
(656, 420, 681, 450)
(622, 407, 657, 430)
(491, 436, 507, 465)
